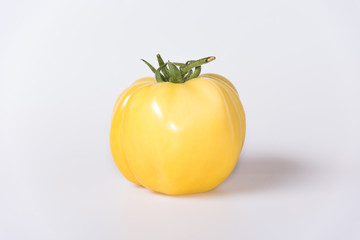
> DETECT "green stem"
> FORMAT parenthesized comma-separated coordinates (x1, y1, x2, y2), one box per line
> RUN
(157, 54, 169, 78)
(183, 69, 193, 81)
(173, 62, 185, 67)
(180, 56, 215, 74)
(168, 62, 183, 83)
(141, 55, 216, 83)
(155, 63, 167, 82)
(190, 66, 201, 79)
(141, 59, 156, 73)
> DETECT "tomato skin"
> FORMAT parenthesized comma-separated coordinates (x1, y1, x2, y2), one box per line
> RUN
(110, 74, 246, 195)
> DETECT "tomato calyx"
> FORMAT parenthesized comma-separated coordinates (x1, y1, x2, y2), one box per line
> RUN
(141, 54, 216, 83)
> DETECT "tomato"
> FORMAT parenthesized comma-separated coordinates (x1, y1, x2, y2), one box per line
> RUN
(110, 55, 246, 195)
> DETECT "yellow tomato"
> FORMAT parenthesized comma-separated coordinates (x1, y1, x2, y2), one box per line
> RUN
(110, 73, 246, 195)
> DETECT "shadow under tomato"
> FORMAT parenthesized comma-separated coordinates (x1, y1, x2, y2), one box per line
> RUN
(176, 153, 314, 198)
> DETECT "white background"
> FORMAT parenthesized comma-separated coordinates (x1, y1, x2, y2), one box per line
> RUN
(1, 0, 360, 239)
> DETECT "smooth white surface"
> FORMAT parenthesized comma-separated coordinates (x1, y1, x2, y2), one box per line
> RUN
(1, 1, 360, 239)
